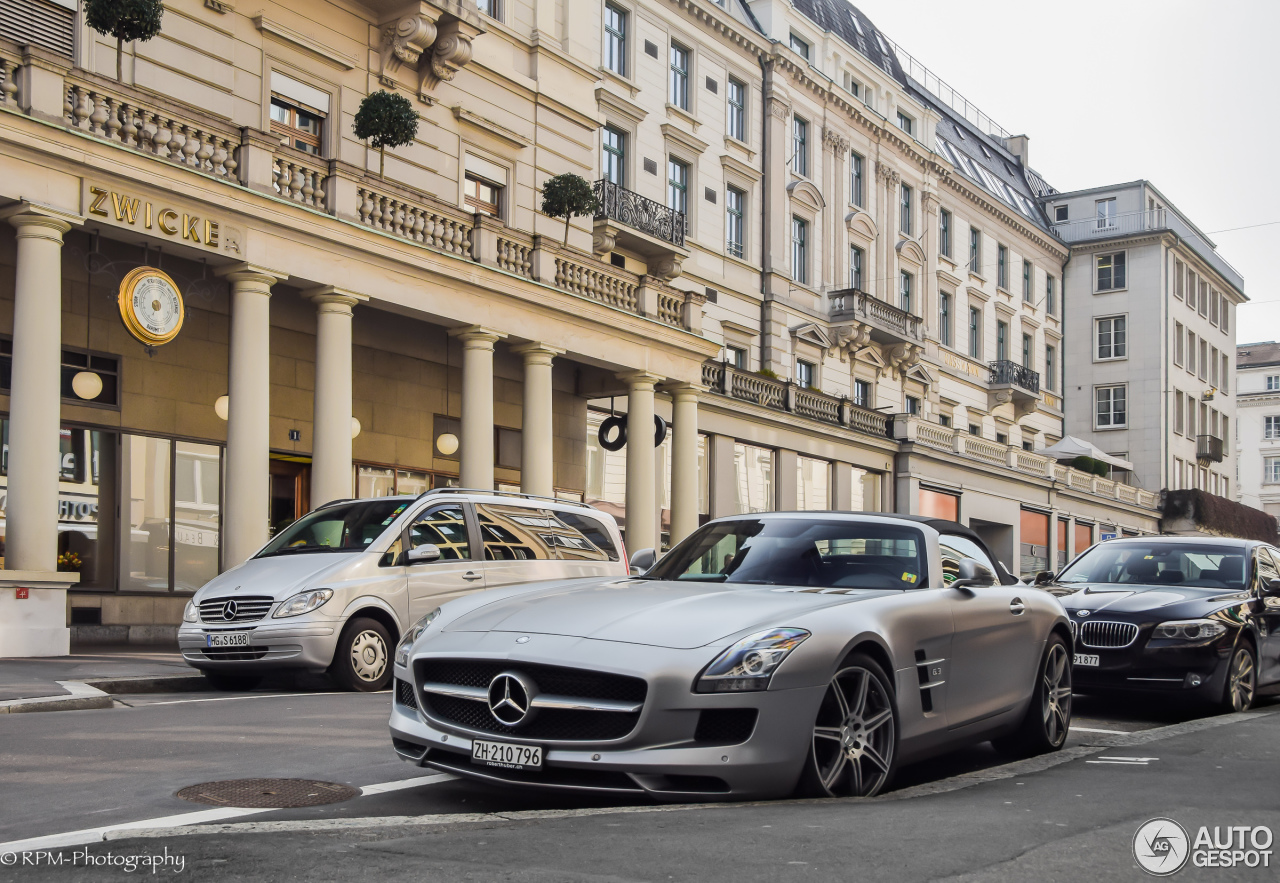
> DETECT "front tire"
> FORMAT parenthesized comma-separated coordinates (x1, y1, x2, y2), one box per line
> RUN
(328, 617, 393, 692)
(1220, 643, 1257, 713)
(993, 634, 1071, 757)
(796, 654, 899, 798)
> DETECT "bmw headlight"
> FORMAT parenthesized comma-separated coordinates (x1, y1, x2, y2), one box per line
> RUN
(271, 589, 334, 619)
(394, 608, 441, 669)
(694, 628, 810, 693)
(1151, 619, 1228, 645)
(183, 601, 198, 623)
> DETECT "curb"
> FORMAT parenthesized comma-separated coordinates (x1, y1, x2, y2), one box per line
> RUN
(84, 674, 211, 694)
(0, 681, 113, 714)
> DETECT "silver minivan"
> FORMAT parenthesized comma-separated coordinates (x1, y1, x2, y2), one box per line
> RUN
(178, 490, 627, 691)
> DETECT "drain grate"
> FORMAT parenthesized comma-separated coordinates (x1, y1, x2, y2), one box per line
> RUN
(176, 778, 360, 808)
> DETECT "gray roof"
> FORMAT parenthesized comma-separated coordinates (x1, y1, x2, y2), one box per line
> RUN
(791, 0, 906, 84)
(1238, 341, 1280, 368)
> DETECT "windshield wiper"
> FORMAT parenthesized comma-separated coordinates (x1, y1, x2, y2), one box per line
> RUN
(256, 545, 349, 558)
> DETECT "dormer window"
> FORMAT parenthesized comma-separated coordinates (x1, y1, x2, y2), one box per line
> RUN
(789, 33, 811, 61)
(896, 110, 913, 136)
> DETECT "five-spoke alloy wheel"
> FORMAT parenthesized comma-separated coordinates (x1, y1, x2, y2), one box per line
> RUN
(994, 633, 1072, 757)
(798, 654, 898, 798)
(1223, 644, 1256, 713)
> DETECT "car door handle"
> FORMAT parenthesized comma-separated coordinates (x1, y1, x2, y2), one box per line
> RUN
(1009, 597, 1026, 615)
(463, 572, 483, 581)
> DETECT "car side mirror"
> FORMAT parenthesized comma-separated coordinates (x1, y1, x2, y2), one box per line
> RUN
(1034, 570, 1056, 587)
(1266, 578, 1280, 598)
(952, 559, 996, 590)
(629, 548, 657, 575)
(407, 543, 441, 564)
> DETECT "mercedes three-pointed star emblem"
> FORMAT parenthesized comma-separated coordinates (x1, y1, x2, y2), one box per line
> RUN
(487, 671, 537, 726)
(222, 600, 239, 621)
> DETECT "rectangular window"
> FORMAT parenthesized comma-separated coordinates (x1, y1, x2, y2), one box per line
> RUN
(604, 3, 627, 75)
(792, 116, 808, 176)
(1187, 332, 1197, 375)
(725, 185, 744, 258)
(1222, 354, 1230, 391)
(1045, 345, 1056, 392)
(997, 244, 1008, 289)
(900, 183, 912, 235)
(940, 414, 952, 428)
(1174, 322, 1184, 366)
(789, 32, 811, 60)
(464, 173, 503, 218)
(269, 95, 324, 155)
(1096, 384, 1127, 428)
(726, 345, 746, 368)
(997, 320, 1008, 362)
(1022, 333, 1033, 368)
(1175, 259, 1184, 299)
(969, 228, 980, 273)
(996, 432, 1008, 445)
(669, 42, 689, 109)
(733, 443, 775, 514)
(1096, 197, 1117, 229)
(795, 457, 830, 511)
(1199, 339, 1208, 380)
(1211, 289, 1220, 325)
(850, 152, 864, 206)
(726, 77, 745, 141)
(1266, 416, 1280, 440)
(54, 348, 120, 406)
(667, 157, 688, 215)
(1266, 458, 1280, 484)
(1096, 252, 1127, 291)
(1022, 260, 1032, 301)
(1046, 275, 1056, 315)
(602, 125, 626, 185)
(1222, 299, 1230, 334)
(968, 306, 981, 359)
(905, 395, 920, 415)
(1096, 315, 1127, 360)
(791, 216, 808, 284)
(476, 0, 500, 16)
(854, 379, 871, 408)
(939, 208, 951, 257)
(1198, 281, 1209, 317)
(849, 244, 864, 290)
(795, 359, 814, 389)
(1211, 346, 1219, 386)
(1269, 375, 1280, 391)
(939, 291, 952, 347)
(1054, 205, 1068, 223)
(900, 270, 913, 314)
(969, 422, 981, 437)
(1174, 390, 1184, 435)
(896, 110, 913, 135)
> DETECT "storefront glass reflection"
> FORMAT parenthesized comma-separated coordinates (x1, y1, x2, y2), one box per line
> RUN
(123, 435, 171, 592)
(174, 441, 221, 590)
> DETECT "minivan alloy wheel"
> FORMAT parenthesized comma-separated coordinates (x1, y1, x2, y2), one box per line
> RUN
(350, 629, 388, 683)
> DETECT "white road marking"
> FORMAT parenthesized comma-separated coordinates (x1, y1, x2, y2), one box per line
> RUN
(0, 772, 452, 853)
(133, 692, 362, 706)
(1085, 756, 1159, 765)
(1069, 726, 1131, 735)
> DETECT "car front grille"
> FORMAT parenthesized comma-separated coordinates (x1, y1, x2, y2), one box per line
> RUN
(1078, 620, 1139, 649)
(200, 647, 268, 661)
(395, 678, 418, 710)
(414, 659, 647, 743)
(199, 596, 275, 623)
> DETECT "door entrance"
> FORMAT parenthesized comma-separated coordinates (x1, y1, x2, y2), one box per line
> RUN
(269, 455, 311, 537)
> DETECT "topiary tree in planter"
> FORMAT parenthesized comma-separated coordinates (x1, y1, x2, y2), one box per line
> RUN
(85, 0, 164, 82)
(353, 90, 419, 178)
(540, 173, 599, 247)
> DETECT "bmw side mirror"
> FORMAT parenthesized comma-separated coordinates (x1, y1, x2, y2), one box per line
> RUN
(952, 559, 996, 590)
(1034, 570, 1056, 587)
(629, 548, 657, 575)
(407, 543, 442, 564)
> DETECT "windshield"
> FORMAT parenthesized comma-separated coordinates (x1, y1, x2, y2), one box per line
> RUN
(256, 499, 411, 557)
(1056, 541, 1249, 590)
(645, 519, 926, 590)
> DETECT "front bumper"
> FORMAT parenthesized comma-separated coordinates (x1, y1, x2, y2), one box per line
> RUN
(1071, 630, 1231, 697)
(388, 632, 827, 800)
(178, 621, 338, 673)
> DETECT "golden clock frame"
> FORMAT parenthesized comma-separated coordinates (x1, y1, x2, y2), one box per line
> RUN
(118, 266, 185, 346)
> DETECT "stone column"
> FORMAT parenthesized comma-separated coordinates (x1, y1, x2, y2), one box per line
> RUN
(307, 287, 365, 508)
(621, 372, 662, 552)
(668, 384, 700, 544)
(3, 207, 76, 571)
(217, 264, 284, 566)
(875, 163, 900, 303)
(450, 326, 507, 490)
(512, 343, 562, 498)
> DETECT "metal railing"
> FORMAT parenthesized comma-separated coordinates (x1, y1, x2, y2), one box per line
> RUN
(593, 179, 685, 248)
(1196, 434, 1224, 463)
(1051, 208, 1243, 293)
(989, 360, 1040, 394)
(701, 361, 890, 439)
(886, 37, 1011, 141)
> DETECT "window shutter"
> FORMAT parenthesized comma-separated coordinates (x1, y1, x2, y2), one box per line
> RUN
(0, 0, 74, 57)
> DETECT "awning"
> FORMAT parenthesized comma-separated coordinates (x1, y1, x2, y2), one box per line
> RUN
(1036, 436, 1135, 472)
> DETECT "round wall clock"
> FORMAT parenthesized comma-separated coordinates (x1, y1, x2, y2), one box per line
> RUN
(118, 266, 184, 346)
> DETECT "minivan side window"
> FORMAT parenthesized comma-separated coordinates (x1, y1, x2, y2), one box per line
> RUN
(476, 504, 554, 560)
(547, 510, 620, 561)
(407, 505, 471, 560)
(938, 535, 998, 586)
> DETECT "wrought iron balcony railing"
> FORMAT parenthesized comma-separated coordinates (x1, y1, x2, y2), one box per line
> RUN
(594, 179, 685, 248)
(1196, 434, 1224, 463)
(989, 360, 1040, 395)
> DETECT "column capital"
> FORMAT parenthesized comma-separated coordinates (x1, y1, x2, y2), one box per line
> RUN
(449, 324, 507, 347)
(512, 342, 565, 364)
(1, 201, 82, 240)
(216, 262, 288, 289)
(304, 285, 368, 312)
(660, 382, 703, 401)
(618, 370, 664, 390)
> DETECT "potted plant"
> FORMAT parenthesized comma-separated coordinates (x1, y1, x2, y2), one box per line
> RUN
(85, 0, 164, 82)
(353, 90, 420, 178)
(540, 173, 599, 247)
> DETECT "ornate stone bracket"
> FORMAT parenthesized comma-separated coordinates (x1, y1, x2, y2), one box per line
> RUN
(875, 163, 900, 187)
(833, 323, 871, 362)
(887, 342, 923, 378)
(822, 127, 849, 155)
(377, 3, 485, 101)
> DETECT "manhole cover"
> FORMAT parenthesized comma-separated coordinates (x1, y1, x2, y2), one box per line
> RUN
(176, 778, 360, 808)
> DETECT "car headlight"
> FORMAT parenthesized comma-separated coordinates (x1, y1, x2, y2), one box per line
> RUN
(694, 628, 810, 693)
(394, 608, 441, 669)
(271, 589, 334, 619)
(1151, 619, 1228, 645)
(183, 601, 198, 623)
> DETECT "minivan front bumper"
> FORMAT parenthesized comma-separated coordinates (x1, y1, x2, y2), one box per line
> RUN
(178, 622, 338, 673)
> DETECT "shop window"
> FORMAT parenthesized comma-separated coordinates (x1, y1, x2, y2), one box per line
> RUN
(0, 341, 120, 408)
(733, 442, 774, 514)
(269, 95, 324, 155)
(496, 427, 522, 470)
(918, 488, 958, 521)
(1020, 509, 1050, 577)
(465, 173, 503, 218)
(796, 456, 830, 510)
(1057, 518, 1070, 569)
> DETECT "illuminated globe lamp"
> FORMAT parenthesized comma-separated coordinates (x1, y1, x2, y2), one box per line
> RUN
(71, 370, 103, 400)
(214, 395, 229, 421)
(351, 417, 362, 439)
(436, 432, 459, 456)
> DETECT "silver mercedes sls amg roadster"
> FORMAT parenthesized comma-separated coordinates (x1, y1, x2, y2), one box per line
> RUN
(389, 512, 1074, 800)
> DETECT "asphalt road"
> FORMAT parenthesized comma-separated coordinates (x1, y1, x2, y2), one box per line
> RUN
(0, 679, 1258, 849)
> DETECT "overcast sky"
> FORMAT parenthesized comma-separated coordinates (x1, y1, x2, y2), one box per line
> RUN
(859, 0, 1280, 345)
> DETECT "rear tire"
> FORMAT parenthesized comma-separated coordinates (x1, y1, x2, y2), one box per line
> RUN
(795, 653, 899, 798)
(1220, 643, 1256, 713)
(328, 617, 393, 692)
(993, 634, 1071, 758)
(201, 670, 264, 692)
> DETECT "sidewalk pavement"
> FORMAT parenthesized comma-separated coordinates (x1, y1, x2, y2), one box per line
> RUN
(0, 645, 202, 711)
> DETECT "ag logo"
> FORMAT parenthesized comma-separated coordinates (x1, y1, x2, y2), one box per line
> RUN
(1133, 818, 1190, 876)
